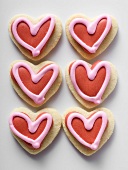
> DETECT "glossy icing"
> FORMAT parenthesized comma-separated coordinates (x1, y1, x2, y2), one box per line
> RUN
(17, 67, 53, 95)
(66, 111, 108, 150)
(12, 62, 59, 104)
(75, 62, 106, 96)
(69, 60, 111, 104)
(69, 14, 112, 53)
(9, 112, 53, 149)
(12, 15, 55, 57)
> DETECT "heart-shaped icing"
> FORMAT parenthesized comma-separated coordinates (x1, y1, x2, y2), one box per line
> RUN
(9, 14, 62, 61)
(9, 112, 53, 149)
(69, 60, 111, 104)
(62, 107, 114, 156)
(10, 61, 62, 107)
(12, 15, 55, 57)
(73, 19, 107, 51)
(69, 14, 112, 53)
(66, 111, 107, 150)
(16, 66, 53, 95)
(66, 14, 118, 60)
(66, 60, 117, 109)
(73, 61, 106, 97)
(9, 108, 61, 154)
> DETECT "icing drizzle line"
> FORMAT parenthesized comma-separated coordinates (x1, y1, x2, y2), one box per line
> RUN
(66, 111, 108, 150)
(9, 112, 53, 149)
(12, 15, 55, 57)
(69, 14, 112, 53)
(70, 60, 111, 104)
(12, 62, 59, 104)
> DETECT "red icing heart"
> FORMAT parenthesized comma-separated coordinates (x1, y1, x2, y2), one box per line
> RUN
(74, 19, 107, 51)
(17, 20, 51, 50)
(70, 61, 106, 97)
(66, 113, 102, 144)
(13, 113, 50, 148)
(11, 66, 53, 95)
(13, 114, 46, 140)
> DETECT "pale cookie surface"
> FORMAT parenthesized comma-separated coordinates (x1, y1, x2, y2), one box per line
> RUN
(66, 60, 117, 109)
(66, 14, 118, 60)
(62, 107, 114, 156)
(9, 107, 62, 155)
(10, 60, 62, 107)
(9, 14, 62, 61)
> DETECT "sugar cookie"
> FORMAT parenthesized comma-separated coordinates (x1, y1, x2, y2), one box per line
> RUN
(66, 60, 117, 109)
(10, 60, 62, 107)
(62, 107, 114, 156)
(9, 14, 62, 61)
(66, 14, 118, 60)
(9, 107, 61, 154)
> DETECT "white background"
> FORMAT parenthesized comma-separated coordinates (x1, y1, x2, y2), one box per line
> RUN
(0, 0, 127, 169)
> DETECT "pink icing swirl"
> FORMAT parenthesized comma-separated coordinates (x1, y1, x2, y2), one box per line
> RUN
(69, 14, 112, 53)
(12, 62, 59, 104)
(12, 15, 55, 57)
(66, 111, 108, 150)
(9, 112, 53, 149)
(70, 60, 111, 104)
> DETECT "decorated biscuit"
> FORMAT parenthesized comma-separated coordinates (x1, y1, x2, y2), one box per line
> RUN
(9, 14, 62, 61)
(9, 107, 61, 154)
(10, 60, 62, 107)
(66, 14, 118, 60)
(62, 107, 114, 156)
(66, 60, 117, 109)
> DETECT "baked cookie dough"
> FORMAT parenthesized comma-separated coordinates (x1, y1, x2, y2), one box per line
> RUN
(9, 14, 62, 61)
(66, 60, 117, 109)
(10, 60, 62, 107)
(62, 107, 114, 156)
(66, 14, 118, 60)
(9, 107, 61, 154)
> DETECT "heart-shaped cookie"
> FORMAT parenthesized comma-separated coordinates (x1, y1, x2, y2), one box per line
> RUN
(66, 60, 117, 109)
(9, 107, 61, 154)
(10, 60, 62, 107)
(66, 14, 118, 60)
(62, 107, 114, 156)
(9, 14, 62, 61)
